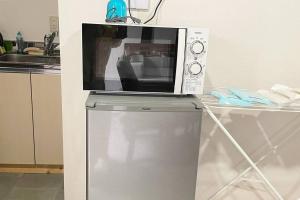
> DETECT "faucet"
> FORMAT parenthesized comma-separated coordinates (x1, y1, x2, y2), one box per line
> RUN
(44, 32, 59, 56)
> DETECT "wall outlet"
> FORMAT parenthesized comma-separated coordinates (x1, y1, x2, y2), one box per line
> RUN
(49, 16, 59, 33)
(128, 0, 149, 10)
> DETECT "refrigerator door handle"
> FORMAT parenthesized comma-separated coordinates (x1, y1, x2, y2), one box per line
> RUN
(89, 103, 201, 112)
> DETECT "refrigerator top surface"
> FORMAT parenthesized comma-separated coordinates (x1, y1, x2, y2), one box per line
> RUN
(86, 93, 203, 112)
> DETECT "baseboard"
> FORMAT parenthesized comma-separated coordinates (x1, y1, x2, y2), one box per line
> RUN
(0, 164, 64, 174)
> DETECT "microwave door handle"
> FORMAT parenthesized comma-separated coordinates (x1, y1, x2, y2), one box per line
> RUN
(174, 29, 186, 94)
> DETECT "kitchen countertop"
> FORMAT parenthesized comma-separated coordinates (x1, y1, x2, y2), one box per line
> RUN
(0, 65, 61, 74)
(0, 53, 61, 74)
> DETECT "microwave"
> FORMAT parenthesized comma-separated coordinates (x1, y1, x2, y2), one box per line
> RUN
(82, 23, 209, 94)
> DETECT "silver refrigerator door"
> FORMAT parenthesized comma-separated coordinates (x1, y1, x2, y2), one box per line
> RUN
(87, 96, 202, 200)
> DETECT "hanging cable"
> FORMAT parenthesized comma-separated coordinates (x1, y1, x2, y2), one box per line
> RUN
(128, 0, 136, 23)
(144, 0, 164, 24)
(105, 1, 141, 24)
(107, 7, 117, 19)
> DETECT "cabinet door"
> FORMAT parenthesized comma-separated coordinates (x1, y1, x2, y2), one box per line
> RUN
(31, 74, 63, 165)
(0, 73, 35, 164)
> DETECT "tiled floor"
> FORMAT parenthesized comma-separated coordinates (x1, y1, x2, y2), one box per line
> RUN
(0, 173, 63, 200)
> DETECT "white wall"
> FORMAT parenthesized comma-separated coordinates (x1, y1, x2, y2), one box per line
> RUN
(0, 0, 58, 41)
(141, 0, 300, 90)
(58, 0, 300, 200)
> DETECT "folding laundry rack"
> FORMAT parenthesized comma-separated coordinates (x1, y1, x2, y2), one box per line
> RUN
(201, 93, 300, 200)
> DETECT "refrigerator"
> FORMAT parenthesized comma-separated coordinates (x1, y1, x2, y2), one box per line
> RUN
(86, 93, 203, 200)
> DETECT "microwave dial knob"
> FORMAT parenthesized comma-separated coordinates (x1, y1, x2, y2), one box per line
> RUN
(189, 62, 202, 75)
(190, 41, 204, 55)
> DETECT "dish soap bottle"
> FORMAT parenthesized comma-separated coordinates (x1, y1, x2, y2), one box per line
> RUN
(16, 31, 24, 54)
(106, 0, 127, 20)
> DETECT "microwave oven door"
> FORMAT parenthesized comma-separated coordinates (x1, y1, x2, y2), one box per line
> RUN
(83, 24, 185, 93)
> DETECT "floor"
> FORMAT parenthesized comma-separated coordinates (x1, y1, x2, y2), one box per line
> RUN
(0, 173, 63, 200)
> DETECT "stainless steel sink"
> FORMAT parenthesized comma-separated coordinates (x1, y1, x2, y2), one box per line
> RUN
(0, 54, 60, 68)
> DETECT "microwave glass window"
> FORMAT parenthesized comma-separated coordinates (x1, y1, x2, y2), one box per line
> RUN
(83, 24, 179, 92)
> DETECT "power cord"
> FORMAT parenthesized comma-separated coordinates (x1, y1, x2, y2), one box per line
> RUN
(144, 0, 164, 24)
(128, 0, 137, 23)
(106, 16, 141, 23)
(107, 7, 117, 19)
(105, 3, 141, 24)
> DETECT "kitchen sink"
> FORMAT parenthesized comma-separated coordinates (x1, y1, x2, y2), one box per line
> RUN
(0, 54, 60, 67)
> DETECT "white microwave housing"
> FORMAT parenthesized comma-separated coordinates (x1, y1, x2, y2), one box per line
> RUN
(82, 23, 209, 95)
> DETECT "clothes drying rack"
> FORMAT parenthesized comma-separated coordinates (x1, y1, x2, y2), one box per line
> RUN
(201, 92, 300, 200)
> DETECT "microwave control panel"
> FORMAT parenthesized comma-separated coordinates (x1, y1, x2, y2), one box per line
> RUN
(182, 29, 209, 94)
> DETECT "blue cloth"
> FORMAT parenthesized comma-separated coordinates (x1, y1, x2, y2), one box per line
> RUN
(229, 89, 273, 105)
(211, 91, 253, 107)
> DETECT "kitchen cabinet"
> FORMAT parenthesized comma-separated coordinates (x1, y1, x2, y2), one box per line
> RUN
(0, 73, 35, 164)
(31, 74, 63, 165)
(0, 72, 63, 166)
